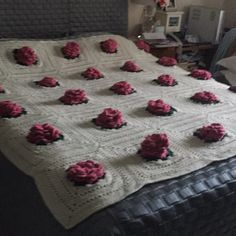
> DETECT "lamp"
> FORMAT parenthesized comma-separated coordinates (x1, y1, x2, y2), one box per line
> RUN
(132, 0, 158, 33)
(132, 0, 183, 34)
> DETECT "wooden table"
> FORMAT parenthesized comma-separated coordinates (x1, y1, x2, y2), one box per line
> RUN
(145, 40, 218, 70)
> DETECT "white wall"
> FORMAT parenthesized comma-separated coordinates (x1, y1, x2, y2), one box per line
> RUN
(223, 0, 236, 28)
(205, 0, 224, 9)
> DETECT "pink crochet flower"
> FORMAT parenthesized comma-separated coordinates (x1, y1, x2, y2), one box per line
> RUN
(0, 85, 5, 93)
(120, 61, 142, 72)
(139, 133, 172, 160)
(191, 91, 219, 104)
(26, 123, 63, 145)
(100, 39, 118, 53)
(135, 40, 150, 53)
(229, 86, 236, 93)
(0, 101, 26, 118)
(66, 160, 105, 185)
(14, 47, 38, 66)
(110, 81, 135, 95)
(36, 77, 60, 87)
(93, 108, 126, 129)
(62, 42, 80, 59)
(154, 74, 177, 86)
(190, 69, 212, 80)
(157, 57, 177, 66)
(59, 89, 88, 105)
(147, 99, 176, 116)
(81, 67, 104, 80)
(194, 123, 226, 142)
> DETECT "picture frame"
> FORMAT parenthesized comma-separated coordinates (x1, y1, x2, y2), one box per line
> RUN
(166, 0, 177, 11)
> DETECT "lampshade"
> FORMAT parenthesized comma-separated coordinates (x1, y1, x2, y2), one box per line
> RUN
(132, 0, 156, 6)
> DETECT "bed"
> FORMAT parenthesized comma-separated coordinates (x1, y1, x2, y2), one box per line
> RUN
(1, 1, 236, 236)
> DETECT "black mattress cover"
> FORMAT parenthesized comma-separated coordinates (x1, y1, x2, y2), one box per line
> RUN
(1, 153, 236, 236)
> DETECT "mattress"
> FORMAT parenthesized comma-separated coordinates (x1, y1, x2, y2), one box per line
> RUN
(1, 34, 236, 230)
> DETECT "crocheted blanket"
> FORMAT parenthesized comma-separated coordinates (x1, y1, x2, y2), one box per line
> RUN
(0, 35, 236, 229)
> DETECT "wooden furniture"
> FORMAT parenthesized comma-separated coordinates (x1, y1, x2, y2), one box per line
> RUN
(150, 42, 180, 58)
(144, 39, 218, 70)
(140, 38, 181, 58)
(180, 42, 218, 69)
